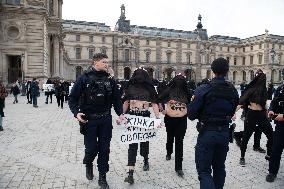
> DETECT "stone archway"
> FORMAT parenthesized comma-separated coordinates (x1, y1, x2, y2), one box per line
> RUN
(124, 67, 131, 80)
(75, 66, 83, 79)
(233, 71, 237, 82)
(250, 70, 254, 81)
(242, 70, 246, 82)
(164, 67, 175, 81)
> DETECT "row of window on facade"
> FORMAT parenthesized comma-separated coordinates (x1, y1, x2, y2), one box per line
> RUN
(2, 0, 20, 5)
(218, 43, 282, 53)
(74, 34, 283, 52)
(75, 35, 106, 43)
(75, 47, 107, 59)
(232, 70, 282, 82)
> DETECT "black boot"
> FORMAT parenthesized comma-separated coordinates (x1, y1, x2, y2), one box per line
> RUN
(98, 172, 109, 189)
(0, 126, 3, 131)
(85, 163, 94, 180)
(124, 170, 134, 184)
(143, 158, 149, 171)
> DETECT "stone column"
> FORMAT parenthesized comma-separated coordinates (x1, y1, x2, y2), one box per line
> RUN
(59, 45, 63, 78)
(58, 0, 63, 19)
(53, 36, 60, 76)
(54, 0, 58, 17)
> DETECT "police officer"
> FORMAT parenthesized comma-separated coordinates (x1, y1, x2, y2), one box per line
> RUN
(266, 84, 284, 182)
(69, 53, 124, 189)
(188, 58, 239, 189)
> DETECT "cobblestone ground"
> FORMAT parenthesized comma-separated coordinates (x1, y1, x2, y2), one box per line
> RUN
(0, 94, 284, 189)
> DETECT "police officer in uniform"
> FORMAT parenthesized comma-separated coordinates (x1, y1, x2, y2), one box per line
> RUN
(188, 58, 239, 189)
(266, 84, 284, 182)
(69, 53, 124, 189)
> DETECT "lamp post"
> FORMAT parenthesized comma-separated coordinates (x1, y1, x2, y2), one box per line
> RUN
(21, 53, 25, 82)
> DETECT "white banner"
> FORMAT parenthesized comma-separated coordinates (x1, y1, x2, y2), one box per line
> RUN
(120, 127, 158, 144)
(122, 114, 162, 129)
(120, 114, 161, 144)
(42, 84, 54, 92)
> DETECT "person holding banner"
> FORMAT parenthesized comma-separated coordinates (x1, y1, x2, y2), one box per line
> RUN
(158, 74, 191, 178)
(122, 68, 160, 185)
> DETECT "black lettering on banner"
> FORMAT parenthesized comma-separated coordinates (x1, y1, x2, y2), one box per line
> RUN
(149, 121, 154, 128)
(126, 117, 133, 125)
(138, 133, 143, 140)
(121, 135, 126, 142)
(137, 118, 143, 125)
(127, 127, 132, 131)
(143, 119, 149, 127)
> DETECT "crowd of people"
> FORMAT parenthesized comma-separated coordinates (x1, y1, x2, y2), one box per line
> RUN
(67, 53, 283, 189)
(0, 52, 283, 189)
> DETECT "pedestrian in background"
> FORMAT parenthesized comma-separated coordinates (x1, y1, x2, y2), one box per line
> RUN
(0, 80, 8, 131)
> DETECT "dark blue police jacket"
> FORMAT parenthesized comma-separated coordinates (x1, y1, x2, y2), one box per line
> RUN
(188, 77, 239, 127)
(69, 69, 123, 117)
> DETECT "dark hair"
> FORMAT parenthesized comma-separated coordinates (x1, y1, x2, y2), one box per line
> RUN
(32, 78, 36, 81)
(92, 53, 108, 62)
(211, 58, 229, 75)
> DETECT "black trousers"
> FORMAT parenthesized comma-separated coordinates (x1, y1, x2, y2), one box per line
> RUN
(234, 127, 262, 148)
(56, 95, 64, 108)
(46, 93, 53, 103)
(127, 110, 150, 166)
(83, 115, 112, 173)
(26, 91, 32, 103)
(165, 114, 187, 171)
(269, 122, 284, 175)
(240, 109, 273, 158)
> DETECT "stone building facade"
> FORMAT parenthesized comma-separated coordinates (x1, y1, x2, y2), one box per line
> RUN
(0, 0, 63, 86)
(1, 2, 284, 85)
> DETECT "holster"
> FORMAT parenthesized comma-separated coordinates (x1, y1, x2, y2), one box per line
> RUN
(79, 122, 87, 135)
(196, 122, 206, 134)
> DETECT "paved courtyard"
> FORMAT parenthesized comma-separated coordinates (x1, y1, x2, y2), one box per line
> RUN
(0, 94, 283, 189)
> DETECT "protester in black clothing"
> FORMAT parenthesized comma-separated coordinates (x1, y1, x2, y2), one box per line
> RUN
(234, 70, 273, 165)
(122, 68, 160, 185)
(158, 74, 191, 177)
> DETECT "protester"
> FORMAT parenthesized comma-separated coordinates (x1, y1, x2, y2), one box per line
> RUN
(122, 68, 160, 184)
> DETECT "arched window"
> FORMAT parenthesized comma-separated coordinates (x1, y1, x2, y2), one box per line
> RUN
(75, 66, 83, 79)
(233, 71, 237, 82)
(250, 70, 254, 81)
(271, 69, 276, 82)
(125, 49, 129, 62)
(242, 71, 246, 82)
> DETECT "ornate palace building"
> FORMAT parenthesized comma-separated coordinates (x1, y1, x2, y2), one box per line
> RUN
(1, 1, 284, 85)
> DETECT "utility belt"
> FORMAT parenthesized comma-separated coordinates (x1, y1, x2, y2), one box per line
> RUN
(196, 122, 229, 132)
(86, 111, 111, 120)
(128, 109, 151, 117)
(196, 122, 235, 143)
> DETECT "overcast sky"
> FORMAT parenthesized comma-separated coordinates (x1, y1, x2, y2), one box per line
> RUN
(63, 0, 284, 39)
